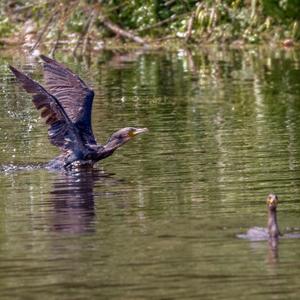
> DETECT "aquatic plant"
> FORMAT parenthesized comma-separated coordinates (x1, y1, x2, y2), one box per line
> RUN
(0, 0, 299, 51)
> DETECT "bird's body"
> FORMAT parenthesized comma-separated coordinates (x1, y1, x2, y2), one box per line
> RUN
(237, 194, 280, 241)
(240, 226, 270, 241)
(267, 194, 280, 238)
(9, 56, 147, 170)
(238, 194, 300, 242)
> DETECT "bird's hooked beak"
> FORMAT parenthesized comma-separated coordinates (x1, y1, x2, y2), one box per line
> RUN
(129, 128, 149, 138)
(266, 194, 278, 208)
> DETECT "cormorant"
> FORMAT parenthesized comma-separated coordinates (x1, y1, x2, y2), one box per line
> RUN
(266, 193, 280, 238)
(237, 193, 280, 241)
(9, 56, 148, 170)
(237, 193, 300, 242)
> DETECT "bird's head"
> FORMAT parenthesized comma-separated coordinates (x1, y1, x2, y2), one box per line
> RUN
(266, 193, 278, 210)
(107, 127, 148, 147)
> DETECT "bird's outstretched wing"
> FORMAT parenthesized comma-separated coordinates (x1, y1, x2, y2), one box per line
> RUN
(40, 55, 96, 145)
(9, 65, 76, 149)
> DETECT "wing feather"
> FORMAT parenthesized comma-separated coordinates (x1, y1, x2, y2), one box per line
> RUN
(9, 65, 73, 148)
(40, 55, 96, 145)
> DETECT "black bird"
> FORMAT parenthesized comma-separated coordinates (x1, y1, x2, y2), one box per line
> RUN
(266, 193, 280, 238)
(237, 193, 280, 241)
(237, 193, 300, 242)
(9, 56, 148, 170)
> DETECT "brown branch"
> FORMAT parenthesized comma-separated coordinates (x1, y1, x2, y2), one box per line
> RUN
(185, 12, 195, 42)
(137, 14, 178, 33)
(73, 9, 97, 56)
(106, 2, 129, 13)
(50, 2, 80, 56)
(98, 13, 148, 46)
(50, 29, 62, 57)
(154, 35, 177, 42)
(136, 12, 190, 34)
(14, 4, 34, 13)
(30, 10, 58, 53)
(82, 12, 98, 54)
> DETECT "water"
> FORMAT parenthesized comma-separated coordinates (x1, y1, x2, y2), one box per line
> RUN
(0, 48, 300, 299)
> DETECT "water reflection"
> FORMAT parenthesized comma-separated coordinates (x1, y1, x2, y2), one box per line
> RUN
(1, 48, 300, 299)
(49, 170, 115, 234)
(106, 50, 145, 69)
(267, 238, 279, 265)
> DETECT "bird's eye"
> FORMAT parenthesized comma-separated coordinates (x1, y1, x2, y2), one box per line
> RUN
(128, 130, 135, 138)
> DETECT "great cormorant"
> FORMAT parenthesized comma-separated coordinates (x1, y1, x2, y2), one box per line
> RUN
(237, 193, 280, 240)
(9, 56, 148, 170)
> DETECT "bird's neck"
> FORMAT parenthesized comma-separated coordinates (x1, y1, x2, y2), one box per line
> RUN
(268, 207, 280, 238)
(97, 139, 123, 160)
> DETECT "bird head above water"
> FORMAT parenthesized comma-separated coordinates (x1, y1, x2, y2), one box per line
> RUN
(266, 193, 278, 211)
(239, 193, 300, 242)
(266, 193, 280, 238)
(237, 193, 280, 241)
(107, 127, 148, 147)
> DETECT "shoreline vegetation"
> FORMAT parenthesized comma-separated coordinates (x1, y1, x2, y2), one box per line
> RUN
(0, 1, 299, 55)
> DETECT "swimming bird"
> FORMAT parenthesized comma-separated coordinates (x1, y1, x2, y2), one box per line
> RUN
(266, 193, 280, 238)
(237, 193, 300, 242)
(237, 193, 280, 241)
(9, 55, 148, 170)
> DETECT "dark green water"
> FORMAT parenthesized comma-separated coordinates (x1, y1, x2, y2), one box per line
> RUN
(0, 48, 300, 299)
